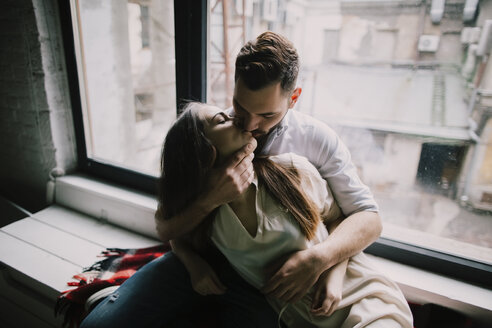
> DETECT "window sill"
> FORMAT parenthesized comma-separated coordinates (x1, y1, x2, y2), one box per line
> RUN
(54, 173, 159, 239)
(53, 174, 492, 322)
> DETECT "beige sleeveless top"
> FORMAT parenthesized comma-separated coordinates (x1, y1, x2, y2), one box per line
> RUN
(211, 153, 413, 328)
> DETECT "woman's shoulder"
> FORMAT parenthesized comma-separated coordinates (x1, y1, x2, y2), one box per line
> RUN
(269, 153, 321, 177)
(269, 153, 338, 221)
(269, 153, 327, 197)
(268, 152, 294, 165)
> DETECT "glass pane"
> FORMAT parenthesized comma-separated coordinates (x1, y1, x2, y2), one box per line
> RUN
(208, 0, 492, 264)
(71, 0, 176, 176)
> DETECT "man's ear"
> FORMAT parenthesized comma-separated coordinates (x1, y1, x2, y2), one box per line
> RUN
(289, 87, 302, 108)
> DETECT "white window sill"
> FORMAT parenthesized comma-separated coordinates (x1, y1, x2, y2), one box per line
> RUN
(53, 174, 492, 322)
(54, 173, 159, 239)
(3, 173, 490, 324)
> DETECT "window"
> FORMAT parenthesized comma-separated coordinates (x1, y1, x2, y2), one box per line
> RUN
(68, 0, 175, 176)
(60, 0, 205, 192)
(60, 0, 491, 286)
(207, 0, 492, 285)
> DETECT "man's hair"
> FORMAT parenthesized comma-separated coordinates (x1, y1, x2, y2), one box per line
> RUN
(235, 31, 299, 93)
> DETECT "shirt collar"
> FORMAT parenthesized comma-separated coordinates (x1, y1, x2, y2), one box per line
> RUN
(251, 172, 259, 188)
(272, 109, 291, 137)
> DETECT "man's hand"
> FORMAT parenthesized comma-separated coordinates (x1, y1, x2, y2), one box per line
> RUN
(188, 254, 227, 296)
(261, 249, 324, 303)
(204, 138, 257, 207)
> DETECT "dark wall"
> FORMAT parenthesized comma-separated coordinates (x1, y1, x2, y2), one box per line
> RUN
(0, 0, 76, 213)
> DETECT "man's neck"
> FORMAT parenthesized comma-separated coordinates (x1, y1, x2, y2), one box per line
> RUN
(255, 110, 290, 154)
(254, 135, 269, 154)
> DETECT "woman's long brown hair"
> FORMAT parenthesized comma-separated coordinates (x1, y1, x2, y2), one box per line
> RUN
(157, 103, 320, 246)
(253, 157, 320, 240)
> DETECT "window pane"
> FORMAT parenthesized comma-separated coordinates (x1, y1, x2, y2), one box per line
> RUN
(208, 0, 492, 264)
(71, 0, 176, 176)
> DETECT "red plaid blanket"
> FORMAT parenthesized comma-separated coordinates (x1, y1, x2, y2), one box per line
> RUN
(55, 243, 170, 327)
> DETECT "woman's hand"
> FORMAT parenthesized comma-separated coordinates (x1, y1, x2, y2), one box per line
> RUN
(171, 239, 227, 296)
(189, 256, 227, 296)
(310, 259, 348, 316)
(204, 140, 257, 208)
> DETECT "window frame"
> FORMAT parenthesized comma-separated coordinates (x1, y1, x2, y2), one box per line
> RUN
(58, 0, 491, 288)
(58, 0, 207, 194)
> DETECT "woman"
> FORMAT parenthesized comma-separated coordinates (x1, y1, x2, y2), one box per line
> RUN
(162, 102, 413, 327)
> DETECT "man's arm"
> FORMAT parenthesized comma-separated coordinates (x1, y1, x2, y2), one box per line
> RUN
(262, 210, 381, 303)
(313, 210, 381, 270)
(261, 121, 382, 303)
(155, 140, 256, 242)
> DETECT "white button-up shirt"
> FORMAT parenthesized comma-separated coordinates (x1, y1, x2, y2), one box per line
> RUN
(230, 108, 378, 216)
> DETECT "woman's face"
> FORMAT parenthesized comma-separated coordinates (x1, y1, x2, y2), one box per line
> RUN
(199, 105, 254, 161)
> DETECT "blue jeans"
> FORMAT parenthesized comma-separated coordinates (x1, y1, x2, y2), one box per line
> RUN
(80, 251, 278, 328)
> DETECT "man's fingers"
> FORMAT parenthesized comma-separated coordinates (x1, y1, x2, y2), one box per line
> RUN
(264, 282, 296, 302)
(261, 275, 281, 294)
(275, 286, 288, 299)
(288, 291, 305, 304)
(281, 287, 305, 303)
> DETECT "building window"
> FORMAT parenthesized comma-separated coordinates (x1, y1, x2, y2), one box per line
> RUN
(207, 0, 492, 284)
(140, 5, 150, 49)
(63, 0, 491, 285)
(69, 0, 176, 176)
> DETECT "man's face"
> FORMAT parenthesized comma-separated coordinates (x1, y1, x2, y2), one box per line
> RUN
(232, 78, 300, 140)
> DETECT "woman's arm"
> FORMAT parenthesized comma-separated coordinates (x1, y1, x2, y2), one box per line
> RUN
(311, 257, 348, 316)
(171, 238, 227, 295)
(310, 216, 349, 316)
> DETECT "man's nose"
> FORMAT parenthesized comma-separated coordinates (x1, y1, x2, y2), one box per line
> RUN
(243, 116, 259, 132)
(233, 115, 243, 128)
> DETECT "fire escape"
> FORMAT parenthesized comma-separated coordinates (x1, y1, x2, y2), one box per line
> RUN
(209, 0, 247, 107)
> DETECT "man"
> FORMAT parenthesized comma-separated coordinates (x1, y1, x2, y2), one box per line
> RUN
(158, 31, 381, 316)
(230, 31, 381, 302)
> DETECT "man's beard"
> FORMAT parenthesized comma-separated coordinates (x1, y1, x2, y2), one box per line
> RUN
(254, 133, 269, 154)
(251, 130, 267, 138)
